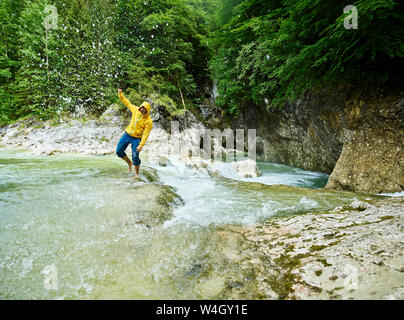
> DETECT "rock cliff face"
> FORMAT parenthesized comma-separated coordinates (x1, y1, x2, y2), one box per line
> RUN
(226, 86, 404, 194)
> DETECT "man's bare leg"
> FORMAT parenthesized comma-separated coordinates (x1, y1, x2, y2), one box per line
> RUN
(134, 165, 140, 176)
(121, 155, 133, 174)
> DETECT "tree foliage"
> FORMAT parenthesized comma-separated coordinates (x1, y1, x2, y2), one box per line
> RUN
(0, 0, 402, 123)
(115, 0, 211, 108)
(0, 0, 212, 123)
(211, 0, 404, 114)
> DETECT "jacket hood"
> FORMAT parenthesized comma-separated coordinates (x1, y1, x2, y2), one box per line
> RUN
(140, 101, 151, 115)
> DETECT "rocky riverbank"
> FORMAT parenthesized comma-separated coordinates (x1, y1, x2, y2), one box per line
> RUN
(0, 102, 259, 179)
(0, 103, 201, 157)
(205, 196, 404, 300)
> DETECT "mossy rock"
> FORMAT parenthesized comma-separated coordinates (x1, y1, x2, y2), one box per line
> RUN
(139, 166, 160, 183)
(129, 183, 184, 227)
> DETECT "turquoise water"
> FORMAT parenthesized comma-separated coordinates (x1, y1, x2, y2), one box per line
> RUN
(256, 162, 329, 188)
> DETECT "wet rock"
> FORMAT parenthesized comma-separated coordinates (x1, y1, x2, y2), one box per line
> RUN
(326, 126, 404, 193)
(128, 184, 184, 227)
(210, 197, 404, 299)
(136, 167, 159, 183)
(349, 200, 373, 211)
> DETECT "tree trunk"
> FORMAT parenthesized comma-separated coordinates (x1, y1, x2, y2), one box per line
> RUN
(179, 88, 186, 109)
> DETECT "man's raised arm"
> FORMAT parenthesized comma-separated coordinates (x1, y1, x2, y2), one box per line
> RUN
(118, 89, 137, 113)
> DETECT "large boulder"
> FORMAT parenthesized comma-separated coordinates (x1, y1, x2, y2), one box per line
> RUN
(326, 96, 404, 193)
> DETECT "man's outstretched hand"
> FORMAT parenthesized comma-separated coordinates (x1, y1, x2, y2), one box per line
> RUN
(118, 88, 122, 95)
(136, 145, 142, 152)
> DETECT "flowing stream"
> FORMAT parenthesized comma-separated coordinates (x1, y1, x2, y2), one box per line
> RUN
(0, 148, 378, 299)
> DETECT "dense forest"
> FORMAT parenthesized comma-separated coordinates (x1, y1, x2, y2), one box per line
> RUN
(0, 0, 402, 124)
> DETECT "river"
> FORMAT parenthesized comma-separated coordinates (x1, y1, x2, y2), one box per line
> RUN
(0, 147, 377, 299)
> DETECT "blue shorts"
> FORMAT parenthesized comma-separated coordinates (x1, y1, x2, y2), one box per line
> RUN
(116, 131, 141, 166)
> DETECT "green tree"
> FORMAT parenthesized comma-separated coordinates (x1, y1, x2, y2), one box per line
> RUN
(211, 0, 404, 113)
(0, 0, 25, 123)
(115, 0, 211, 109)
(14, 0, 62, 119)
(55, 0, 120, 116)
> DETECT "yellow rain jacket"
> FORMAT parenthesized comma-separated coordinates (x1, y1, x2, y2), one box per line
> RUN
(119, 92, 153, 148)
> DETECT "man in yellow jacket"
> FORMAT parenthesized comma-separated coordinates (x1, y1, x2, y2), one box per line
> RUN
(116, 89, 153, 178)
